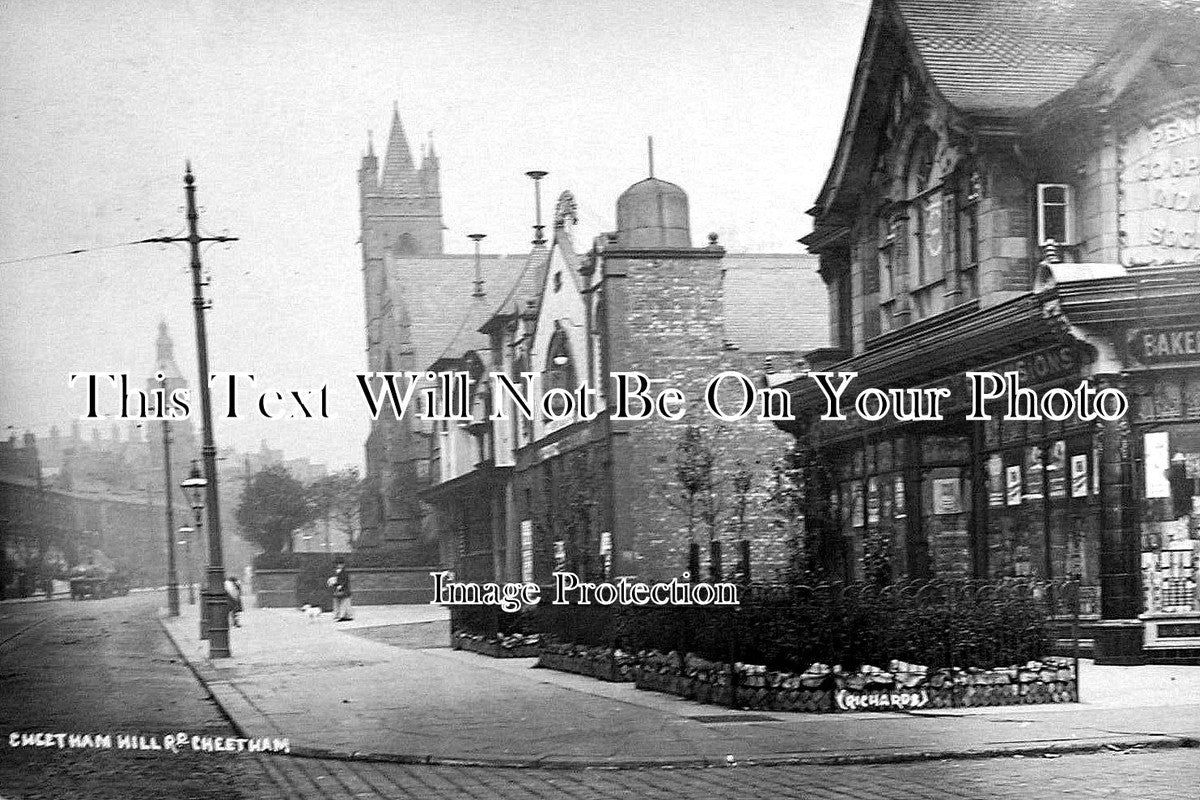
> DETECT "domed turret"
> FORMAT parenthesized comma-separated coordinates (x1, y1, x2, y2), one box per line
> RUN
(615, 177, 691, 248)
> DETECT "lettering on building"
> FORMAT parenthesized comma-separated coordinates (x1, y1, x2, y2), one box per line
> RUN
(1121, 111, 1200, 266)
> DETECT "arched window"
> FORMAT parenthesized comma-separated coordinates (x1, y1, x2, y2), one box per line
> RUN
(543, 326, 576, 418)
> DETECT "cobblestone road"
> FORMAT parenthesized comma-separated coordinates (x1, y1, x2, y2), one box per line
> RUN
(2, 595, 1197, 799)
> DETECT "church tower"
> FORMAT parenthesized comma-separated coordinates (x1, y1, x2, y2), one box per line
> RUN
(359, 103, 444, 259)
(357, 104, 445, 552)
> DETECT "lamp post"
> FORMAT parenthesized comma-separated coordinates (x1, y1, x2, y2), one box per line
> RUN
(142, 166, 234, 658)
(178, 526, 195, 605)
(180, 462, 210, 640)
(162, 421, 180, 617)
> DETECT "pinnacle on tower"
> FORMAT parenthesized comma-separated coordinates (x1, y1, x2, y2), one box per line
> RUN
(381, 103, 421, 193)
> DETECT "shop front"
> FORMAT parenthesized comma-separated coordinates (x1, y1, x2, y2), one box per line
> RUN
(787, 264, 1200, 664)
(1123, 318, 1200, 658)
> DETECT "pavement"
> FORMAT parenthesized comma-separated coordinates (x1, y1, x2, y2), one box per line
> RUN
(159, 597, 1200, 769)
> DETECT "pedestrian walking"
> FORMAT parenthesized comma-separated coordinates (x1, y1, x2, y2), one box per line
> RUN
(328, 560, 353, 621)
(224, 575, 243, 628)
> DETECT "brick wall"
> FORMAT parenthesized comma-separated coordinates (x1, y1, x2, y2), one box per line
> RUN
(605, 252, 796, 581)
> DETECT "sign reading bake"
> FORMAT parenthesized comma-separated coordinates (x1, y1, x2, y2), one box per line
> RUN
(1120, 109, 1200, 266)
(1128, 324, 1200, 365)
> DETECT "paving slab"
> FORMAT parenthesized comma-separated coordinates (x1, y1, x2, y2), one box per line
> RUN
(160, 598, 1200, 767)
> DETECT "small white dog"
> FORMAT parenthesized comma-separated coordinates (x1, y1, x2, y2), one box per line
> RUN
(300, 604, 322, 623)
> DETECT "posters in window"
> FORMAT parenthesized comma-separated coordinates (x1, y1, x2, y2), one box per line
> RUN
(1024, 447, 1044, 500)
(521, 520, 534, 582)
(1071, 454, 1089, 498)
(988, 454, 1004, 506)
(1048, 440, 1066, 498)
(894, 475, 906, 517)
(1145, 431, 1171, 498)
(932, 477, 962, 515)
(867, 477, 880, 525)
(1006, 465, 1022, 506)
(850, 481, 864, 528)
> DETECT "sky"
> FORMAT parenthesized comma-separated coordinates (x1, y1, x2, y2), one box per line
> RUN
(0, 0, 870, 470)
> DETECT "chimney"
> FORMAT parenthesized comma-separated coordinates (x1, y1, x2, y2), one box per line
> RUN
(469, 233, 487, 298)
(525, 170, 548, 245)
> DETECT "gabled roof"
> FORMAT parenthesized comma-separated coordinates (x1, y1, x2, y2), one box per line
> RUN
(722, 254, 828, 354)
(385, 254, 529, 371)
(893, 0, 1129, 116)
(483, 243, 553, 327)
(423, 245, 555, 368)
(809, 0, 1177, 223)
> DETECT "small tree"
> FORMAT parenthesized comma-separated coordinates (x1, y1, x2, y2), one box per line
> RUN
(308, 468, 365, 551)
(764, 442, 810, 582)
(236, 465, 312, 554)
(672, 425, 716, 545)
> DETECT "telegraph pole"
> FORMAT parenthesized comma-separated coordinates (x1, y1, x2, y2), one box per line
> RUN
(140, 164, 237, 658)
(162, 421, 180, 616)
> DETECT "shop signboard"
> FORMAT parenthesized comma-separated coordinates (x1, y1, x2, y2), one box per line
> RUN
(1127, 324, 1200, 367)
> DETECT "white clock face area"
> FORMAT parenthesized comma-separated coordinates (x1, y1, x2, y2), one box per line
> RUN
(1120, 109, 1200, 267)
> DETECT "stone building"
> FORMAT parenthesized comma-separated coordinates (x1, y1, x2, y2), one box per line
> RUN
(781, 0, 1200, 663)
(422, 174, 827, 585)
(358, 105, 527, 558)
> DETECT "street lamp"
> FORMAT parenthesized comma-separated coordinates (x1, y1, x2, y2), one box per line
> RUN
(143, 166, 233, 659)
(180, 462, 210, 639)
(177, 526, 195, 605)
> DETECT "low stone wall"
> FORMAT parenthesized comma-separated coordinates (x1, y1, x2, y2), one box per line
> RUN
(451, 631, 542, 658)
(535, 643, 636, 681)
(535, 647, 1078, 713)
(252, 567, 435, 607)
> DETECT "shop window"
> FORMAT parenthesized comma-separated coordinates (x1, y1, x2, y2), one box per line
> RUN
(1036, 184, 1075, 246)
(1141, 425, 1200, 615)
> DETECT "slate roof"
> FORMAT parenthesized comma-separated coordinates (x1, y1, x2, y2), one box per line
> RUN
(431, 246, 553, 365)
(722, 254, 828, 354)
(893, 0, 1135, 115)
(385, 253, 531, 371)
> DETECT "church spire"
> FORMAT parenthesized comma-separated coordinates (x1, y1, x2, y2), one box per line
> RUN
(381, 102, 420, 193)
(156, 319, 174, 368)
